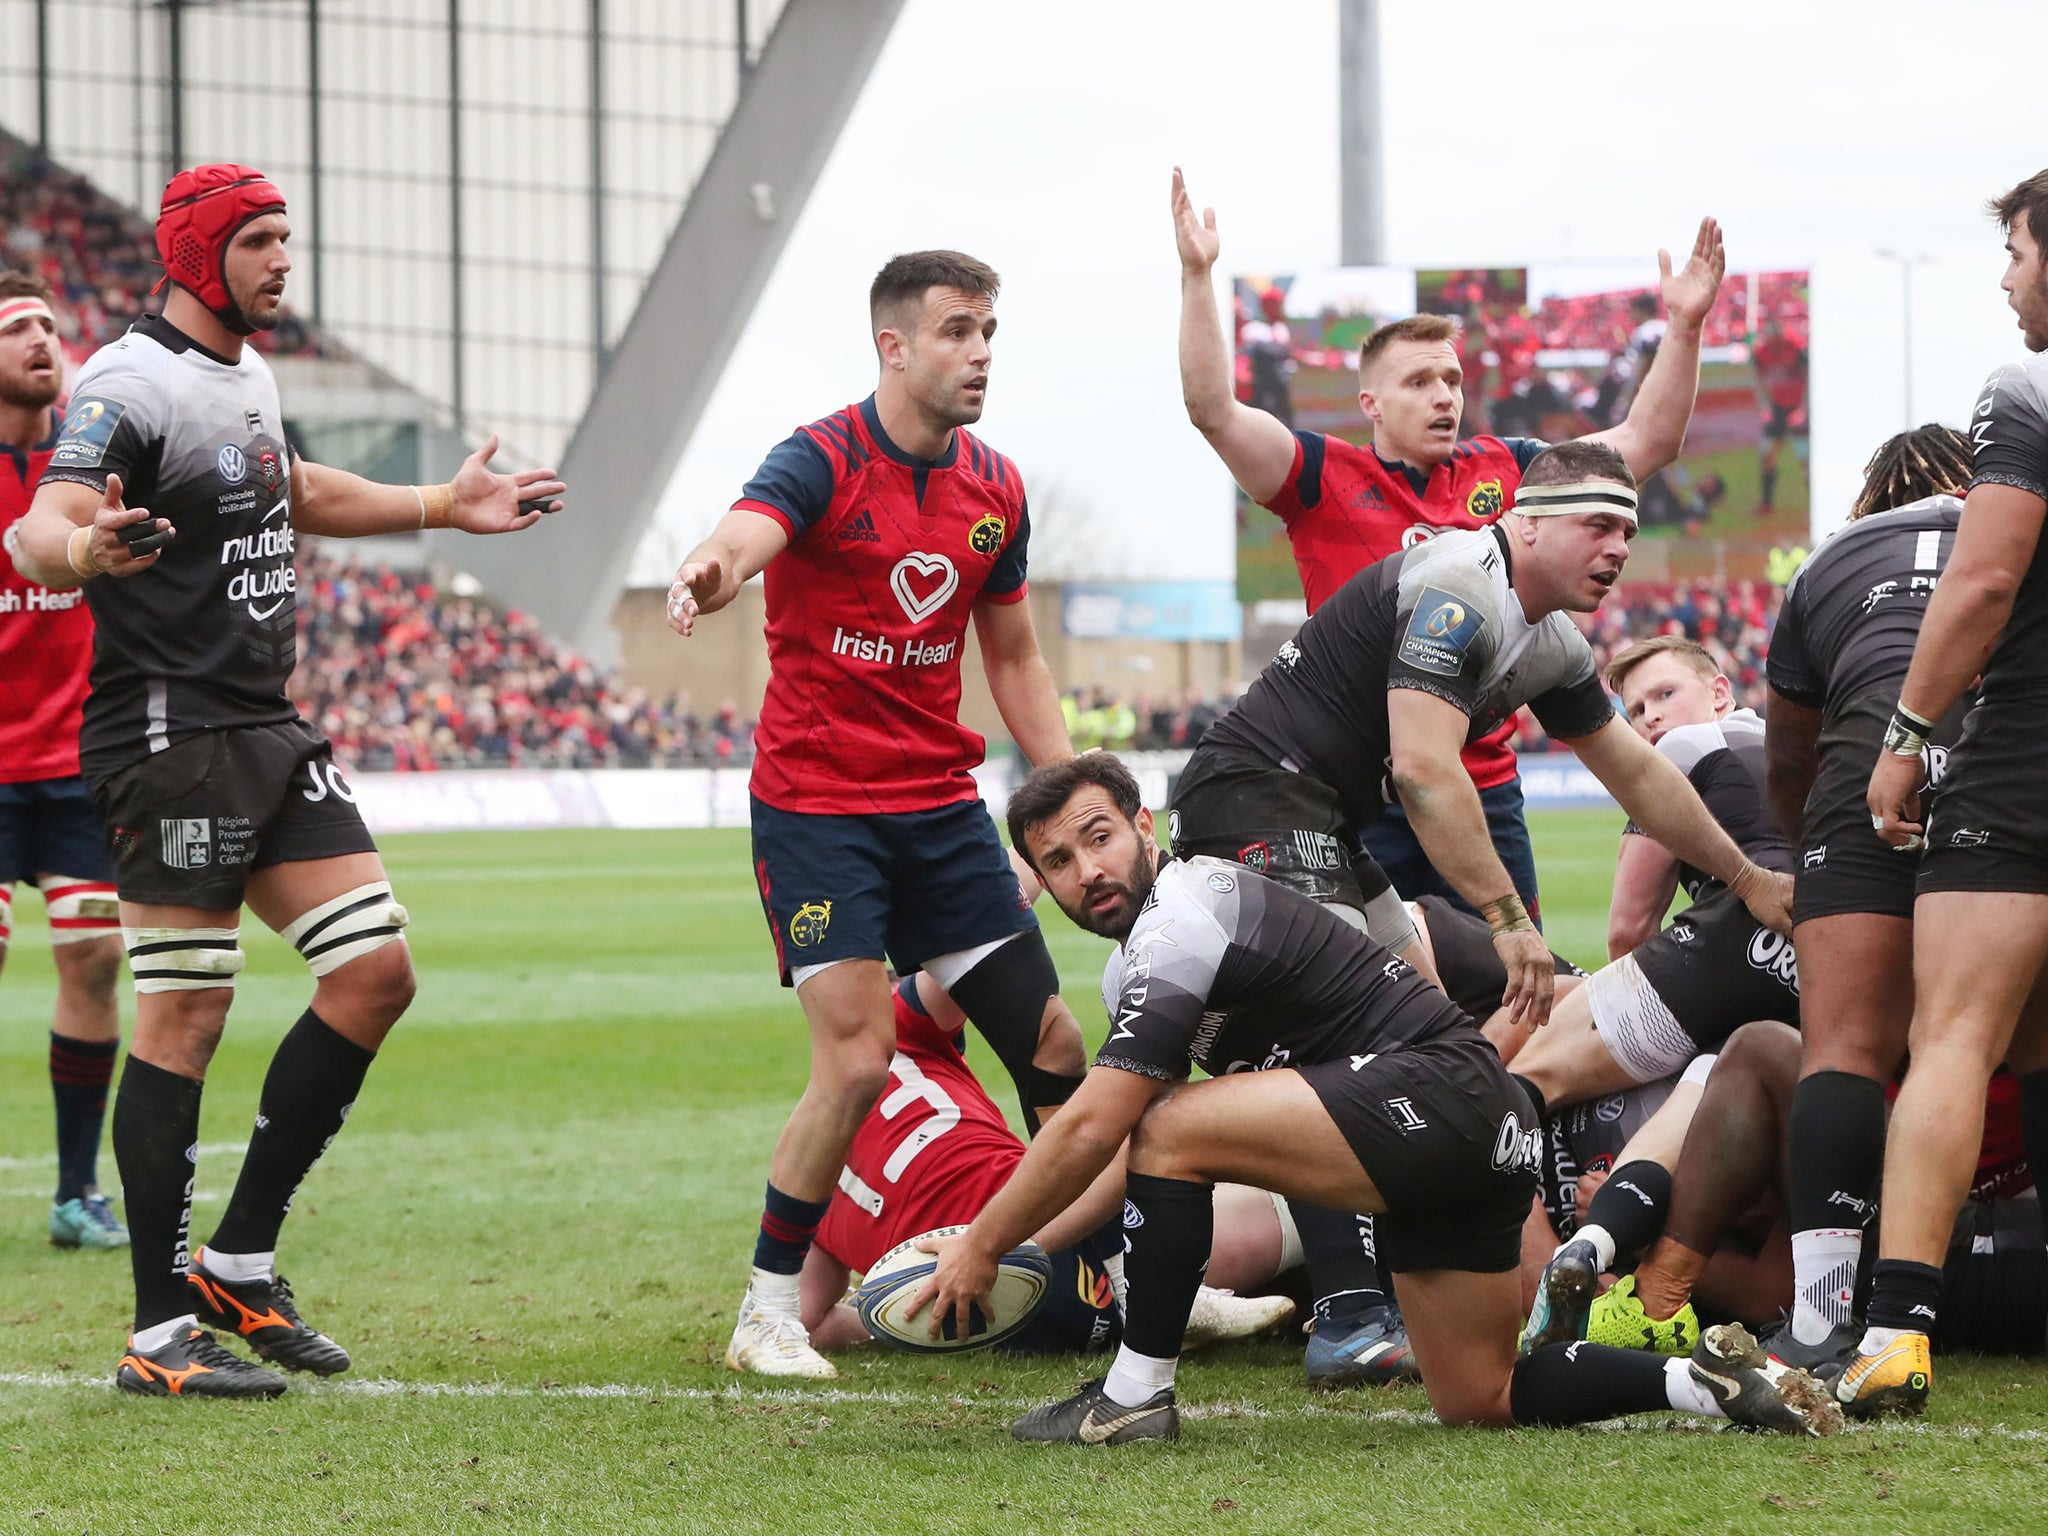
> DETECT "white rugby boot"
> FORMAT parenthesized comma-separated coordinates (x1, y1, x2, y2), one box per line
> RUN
(1181, 1286, 1297, 1350)
(725, 1290, 837, 1379)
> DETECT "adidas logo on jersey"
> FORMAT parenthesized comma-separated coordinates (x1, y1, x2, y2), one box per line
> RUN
(837, 509, 882, 542)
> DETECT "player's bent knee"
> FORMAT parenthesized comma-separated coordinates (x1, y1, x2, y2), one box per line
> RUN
(57, 933, 126, 996)
(283, 881, 411, 978)
(124, 925, 245, 994)
(320, 934, 418, 1021)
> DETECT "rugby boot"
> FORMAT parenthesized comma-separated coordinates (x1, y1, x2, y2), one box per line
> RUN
(1689, 1323, 1844, 1437)
(1833, 1330, 1932, 1419)
(1182, 1286, 1296, 1351)
(1585, 1272, 1697, 1357)
(1011, 1378, 1179, 1445)
(725, 1291, 836, 1379)
(1759, 1314, 1861, 1383)
(187, 1249, 351, 1375)
(1304, 1305, 1420, 1387)
(117, 1326, 288, 1399)
(1519, 1236, 1600, 1354)
(49, 1192, 129, 1250)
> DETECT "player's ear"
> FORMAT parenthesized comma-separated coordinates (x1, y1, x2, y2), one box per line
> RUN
(1135, 804, 1155, 846)
(1711, 672, 1734, 713)
(1357, 382, 1381, 423)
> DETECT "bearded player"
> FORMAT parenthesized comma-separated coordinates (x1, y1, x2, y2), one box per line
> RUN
(16, 165, 564, 1398)
(665, 251, 1082, 1380)
(0, 270, 127, 1251)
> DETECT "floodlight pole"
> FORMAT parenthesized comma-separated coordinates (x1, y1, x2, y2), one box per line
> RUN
(1875, 247, 1934, 429)
(1339, 0, 1385, 265)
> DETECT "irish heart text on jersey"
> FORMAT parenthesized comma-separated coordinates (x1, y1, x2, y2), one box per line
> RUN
(830, 626, 958, 667)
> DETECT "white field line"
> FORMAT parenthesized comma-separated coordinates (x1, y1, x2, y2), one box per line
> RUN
(0, 1143, 243, 1174)
(0, 1372, 2039, 1440)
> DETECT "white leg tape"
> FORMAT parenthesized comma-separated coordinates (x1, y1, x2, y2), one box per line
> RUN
(0, 882, 12, 947)
(124, 926, 245, 993)
(42, 878, 121, 946)
(1270, 1192, 1305, 1273)
(280, 882, 410, 978)
(920, 933, 1020, 991)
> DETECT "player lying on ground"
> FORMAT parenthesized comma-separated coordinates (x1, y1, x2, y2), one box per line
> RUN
(0, 269, 127, 1251)
(799, 971, 1297, 1355)
(15, 163, 564, 1400)
(1504, 635, 1799, 1115)
(916, 755, 1841, 1444)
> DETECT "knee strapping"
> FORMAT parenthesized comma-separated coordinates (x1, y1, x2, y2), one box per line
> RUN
(281, 882, 410, 977)
(942, 930, 1072, 1094)
(0, 883, 11, 947)
(43, 879, 120, 947)
(124, 926, 245, 993)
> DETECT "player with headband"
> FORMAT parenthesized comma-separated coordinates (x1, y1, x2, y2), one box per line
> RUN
(14, 163, 567, 1399)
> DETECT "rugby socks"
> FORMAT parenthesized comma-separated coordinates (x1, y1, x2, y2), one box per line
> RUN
(206, 1010, 375, 1263)
(1861, 1258, 1943, 1348)
(1106, 1172, 1213, 1404)
(749, 1183, 830, 1315)
(112, 1056, 205, 1330)
(1786, 1070, 1886, 1341)
(1510, 1341, 1720, 1425)
(50, 1032, 119, 1203)
(1580, 1159, 1674, 1270)
(1292, 1202, 1387, 1327)
(2017, 1070, 2048, 1191)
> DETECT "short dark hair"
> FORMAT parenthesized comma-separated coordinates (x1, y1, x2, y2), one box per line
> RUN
(1359, 313, 1458, 380)
(1006, 753, 1143, 870)
(0, 269, 54, 305)
(1851, 424, 1973, 521)
(1606, 634, 1718, 694)
(1519, 438, 1635, 491)
(869, 250, 1000, 333)
(1990, 170, 2048, 254)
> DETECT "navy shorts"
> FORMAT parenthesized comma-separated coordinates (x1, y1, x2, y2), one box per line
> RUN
(0, 776, 114, 885)
(750, 795, 1037, 986)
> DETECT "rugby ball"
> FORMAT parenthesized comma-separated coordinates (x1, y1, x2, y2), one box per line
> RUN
(853, 1225, 1054, 1354)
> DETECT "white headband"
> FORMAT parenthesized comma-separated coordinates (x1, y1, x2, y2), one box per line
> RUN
(1511, 479, 1639, 525)
(0, 296, 56, 335)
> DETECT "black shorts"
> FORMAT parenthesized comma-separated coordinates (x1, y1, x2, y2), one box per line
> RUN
(1169, 741, 1393, 915)
(1002, 1232, 1122, 1355)
(1591, 887, 1799, 1083)
(1795, 708, 1934, 922)
(1764, 402, 1798, 440)
(1298, 1028, 1538, 1275)
(1935, 1197, 2047, 1357)
(1918, 698, 2048, 897)
(749, 795, 1036, 987)
(0, 776, 113, 884)
(85, 720, 376, 909)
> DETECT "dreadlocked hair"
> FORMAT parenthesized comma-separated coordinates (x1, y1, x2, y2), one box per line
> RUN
(1849, 424, 1974, 521)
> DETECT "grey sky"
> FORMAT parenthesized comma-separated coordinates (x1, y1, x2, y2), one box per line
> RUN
(636, 0, 2048, 584)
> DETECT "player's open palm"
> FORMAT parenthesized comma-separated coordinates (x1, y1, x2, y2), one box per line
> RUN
(1172, 168, 1220, 277)
(449, 433, 566, 534)
(1495, 927, 1557, 1031)
(1659, 216, 1726, 330)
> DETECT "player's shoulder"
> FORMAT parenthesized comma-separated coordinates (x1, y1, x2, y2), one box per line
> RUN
(68, 323, 171, 399)
(1397, 526, 1511, 609)
(952, 428, 1025, 506)
(1655, 710, 1756, 772)
(1978, 353, 2048, 421)
(790, 403, 873, 477)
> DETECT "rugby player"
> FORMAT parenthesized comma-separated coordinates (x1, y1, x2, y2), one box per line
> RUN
(1173, 167, 1725, 926)
(663, 251, 1083, 1380)
(1851, 168, 2048, 1416)
(917, 756, 1839, 1443)
(1763, 426, 1974, 1374)
(15, 164, 565, 1398)
(0, 270, 127, 1250)
(799, 972, 1296, 1356)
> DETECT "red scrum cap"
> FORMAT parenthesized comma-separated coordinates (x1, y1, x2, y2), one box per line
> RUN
(156, 163, 287, 329)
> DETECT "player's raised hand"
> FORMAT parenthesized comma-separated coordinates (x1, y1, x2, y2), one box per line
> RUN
(1172, 167, 1221, 278)
(1494, 926, 1557, 1031)
(1659, 216, 1726, 332)
(664, 557, 724, 638)
(906, 1232, 997, 1345)
(449, 433, 566, 534)
(1866, 750, 1926, 852)
(86, 473, 173, 576)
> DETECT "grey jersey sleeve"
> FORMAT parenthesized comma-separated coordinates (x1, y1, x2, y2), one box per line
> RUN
(1095, 863, 1235, 1082)
(1970, 358, 2048, 504)
(40, 345, 165, 495)
(1387, 542, 1506, 715)
(1523, 616, 1615, 740)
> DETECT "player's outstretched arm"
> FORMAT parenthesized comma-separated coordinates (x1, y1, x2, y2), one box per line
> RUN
(290, 434, 564, 538)
(1764, 686, 1823, 847)
(1584, 216, 1724, 480)
(1568, 715, 1791, 934)
(1173, 167, 1297, 506)
(973, 596, 1073, 767)
(1388, 687, 1556, 1028)
(13, 474, 170, 589)
(664, 509, 790, 637)
(1607, 832, 1681, 961)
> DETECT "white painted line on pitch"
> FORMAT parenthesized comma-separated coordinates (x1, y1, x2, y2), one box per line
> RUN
(0, 1371, 2039, 1440)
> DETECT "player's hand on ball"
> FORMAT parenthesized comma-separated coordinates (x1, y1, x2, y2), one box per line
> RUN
(450, 433, 565, 533)
(1494, 927, 1556, 1031)
(1172, 167, 1221, 277)
(1659, 216, 1725, 332)
(91, 473, 173, 576)
(1866, 750, 1925, 850)
(906, 1231, 996, 1343)
(665, 558, 723, 637)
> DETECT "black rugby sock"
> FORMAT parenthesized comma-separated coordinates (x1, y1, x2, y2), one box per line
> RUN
(1292, 1202, 1386, 1326)
(51, 1032, 119, 1203)
(207, 1010, 375, 1259)
(113, 1056, 205, 1331)
(1581, 1159, 1673, 1270)
(1119, 1173, 1214, 1360)
(2016, 1071, 2048, 1193)
(1510, 1341, 1674, 1426)
(1787, 1070, 1887, 1234)
(1866, 1258, 1944, 1334)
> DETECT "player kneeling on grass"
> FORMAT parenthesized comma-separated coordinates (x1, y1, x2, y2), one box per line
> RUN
(799, 969, 1297, 1356)
(915, 755, 1842, 1444)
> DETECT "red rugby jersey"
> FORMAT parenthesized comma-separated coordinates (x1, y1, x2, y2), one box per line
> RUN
(815, 981, 1023, 1274)
(737, 396, 1030, 815)
(0, 417, 92, 784)
(1261, 430, 1548, 789)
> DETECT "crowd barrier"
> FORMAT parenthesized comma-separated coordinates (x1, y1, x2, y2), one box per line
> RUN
(348, 752, 1616, 834)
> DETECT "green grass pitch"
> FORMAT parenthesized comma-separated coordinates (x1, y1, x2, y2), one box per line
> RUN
(3, 813, 2046, 1534)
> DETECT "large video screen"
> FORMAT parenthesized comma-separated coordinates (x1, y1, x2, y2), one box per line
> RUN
(1233, 263, 1810, 603)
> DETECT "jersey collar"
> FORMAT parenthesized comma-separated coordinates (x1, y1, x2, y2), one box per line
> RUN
(1371, 444, 1433, 497)
(859, 394, 959, 471)
(135, 312, 241, 368)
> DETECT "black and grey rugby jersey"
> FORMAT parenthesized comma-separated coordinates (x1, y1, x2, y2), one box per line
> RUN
(1621, 708, 1790, 899)
(1966, 352, 2048, 702)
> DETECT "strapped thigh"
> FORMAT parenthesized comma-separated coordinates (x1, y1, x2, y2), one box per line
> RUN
(42, 877, 121, 946)
(279, 881, 410, 977)
(124, 926, 245, 992)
